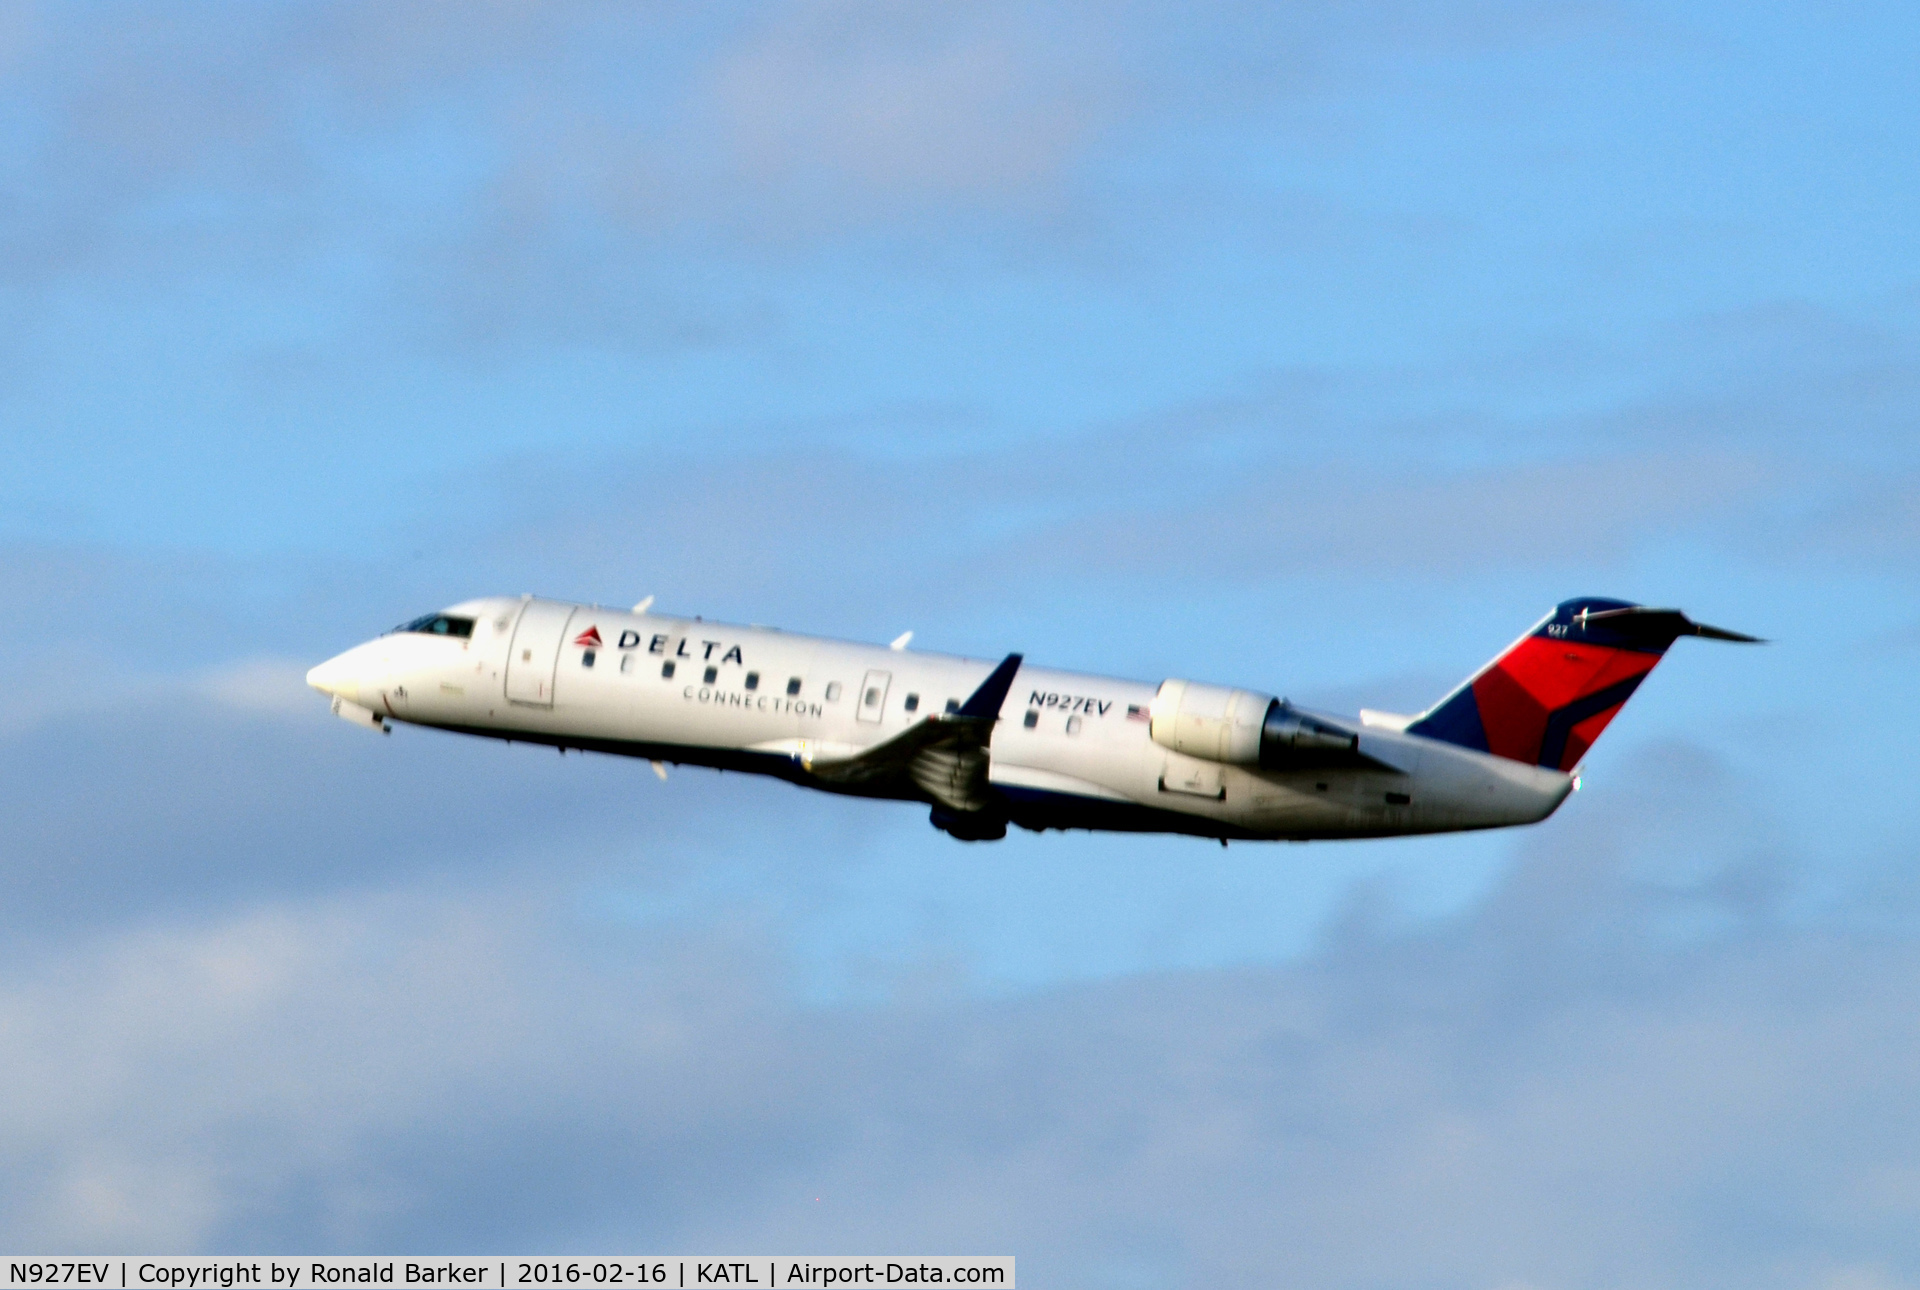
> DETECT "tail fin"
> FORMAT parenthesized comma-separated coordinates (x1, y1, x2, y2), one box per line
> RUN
(1406, 598, 1760, 771)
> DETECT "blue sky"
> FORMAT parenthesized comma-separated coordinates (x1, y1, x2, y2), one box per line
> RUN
(3, 1, 1920, 1284)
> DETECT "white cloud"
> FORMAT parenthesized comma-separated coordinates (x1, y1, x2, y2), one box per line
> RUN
(708, 4, 1121, 207)
(0, 0, 1641, 349)
(4, 736, 1920, 1283)
(190, 657, 320, 718)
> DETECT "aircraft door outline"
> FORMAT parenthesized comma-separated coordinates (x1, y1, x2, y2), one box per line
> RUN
(1158, 752, 1225, 800)
(857, 669, 892, 723)
(505, 600, 577, 706)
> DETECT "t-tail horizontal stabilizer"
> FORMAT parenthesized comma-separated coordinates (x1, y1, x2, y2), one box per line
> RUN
(1575, 605, 1765, 645)
(1406, 597, 1759, 772)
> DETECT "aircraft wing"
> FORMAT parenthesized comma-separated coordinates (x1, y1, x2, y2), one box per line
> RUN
(804, 652, 1023, 811)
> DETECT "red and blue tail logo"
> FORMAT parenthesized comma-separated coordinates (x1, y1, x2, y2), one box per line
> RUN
(1405, 598, 1756, 772)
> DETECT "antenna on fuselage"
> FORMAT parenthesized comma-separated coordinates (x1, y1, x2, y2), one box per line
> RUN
(633, 595, 655, 614)
(890, 631, 913, 651)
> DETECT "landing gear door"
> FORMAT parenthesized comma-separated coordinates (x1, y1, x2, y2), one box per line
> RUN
(856, 669, 892, 724)
(505, 600, 576, 706)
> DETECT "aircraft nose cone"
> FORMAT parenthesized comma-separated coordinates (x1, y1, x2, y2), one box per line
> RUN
(306, 650, 361, 703)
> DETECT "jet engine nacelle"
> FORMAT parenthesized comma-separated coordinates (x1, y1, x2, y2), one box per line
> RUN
(1150, 679, 1360, 769)
(1150, 679, 1270, 764)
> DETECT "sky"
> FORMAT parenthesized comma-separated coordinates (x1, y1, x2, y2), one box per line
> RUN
(2, 0, 1919, 1284)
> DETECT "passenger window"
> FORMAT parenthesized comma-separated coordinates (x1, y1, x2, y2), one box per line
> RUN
(582, 650, 596, 668)
(786, 677, 802, 696)
(662, 661, 675, 679)
(945, 698, 959, 714)
(825, 682, 842, 701)
(703, 666, 718, 684)
(863, 687, 882, 707)
(904, 693, 919, 712)
(1022, 710, 1038, 729)
(745, 672, 759, 691)
(1066, 715, 1082, 735)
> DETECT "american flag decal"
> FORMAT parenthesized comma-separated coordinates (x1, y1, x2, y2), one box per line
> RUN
(1127, 704, 1150, 722)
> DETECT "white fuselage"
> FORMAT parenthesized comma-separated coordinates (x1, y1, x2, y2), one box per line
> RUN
(306, 596, 1573, 842)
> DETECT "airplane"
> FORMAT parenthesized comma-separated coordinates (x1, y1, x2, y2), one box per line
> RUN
(305, 595, 1757, 843)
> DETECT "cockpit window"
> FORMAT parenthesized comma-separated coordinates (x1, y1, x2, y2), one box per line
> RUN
(395, 613, 475, 638)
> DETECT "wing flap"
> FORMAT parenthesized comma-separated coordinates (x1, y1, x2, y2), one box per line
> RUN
(805, 652, 1022, 810)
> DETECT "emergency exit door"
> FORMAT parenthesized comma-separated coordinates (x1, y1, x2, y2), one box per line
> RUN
(856, 669, 891, 723)
(506, 600, 576, 706)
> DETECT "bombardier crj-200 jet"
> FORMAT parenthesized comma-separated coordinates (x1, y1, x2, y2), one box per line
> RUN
(306, 596, 1757, 843)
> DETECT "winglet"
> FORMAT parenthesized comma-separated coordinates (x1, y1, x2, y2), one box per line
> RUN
(956, 653, 1023, 720)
